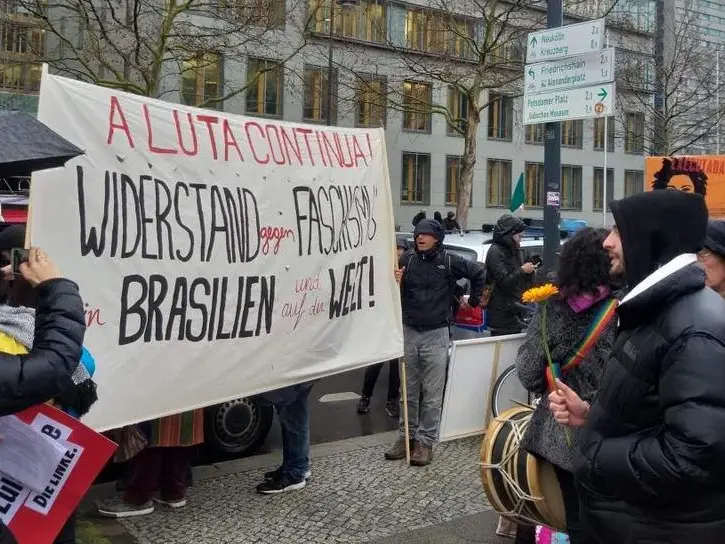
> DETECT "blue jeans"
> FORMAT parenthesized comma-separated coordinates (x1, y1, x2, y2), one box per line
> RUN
(399, 325, 449, 447)
(262, 383, 314, 481)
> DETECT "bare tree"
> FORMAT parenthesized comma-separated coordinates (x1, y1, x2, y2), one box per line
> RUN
(615, 0, 724, 155)
(9, 0, 315, 103)
(325, 0, 623, 229)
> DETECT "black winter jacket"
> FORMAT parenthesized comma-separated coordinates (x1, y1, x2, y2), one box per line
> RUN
(575, 191, 725, 544)
(485, 238, 532, 333)
(576, 262, 725, 543)
(399, 247, 485, 332)
(0, 278, 86, 415)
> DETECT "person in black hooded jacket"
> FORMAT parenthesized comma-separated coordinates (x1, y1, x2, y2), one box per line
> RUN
(484, 214, 536, 335)
(548, 190, 725, 544)
(385, 219, 485, 466)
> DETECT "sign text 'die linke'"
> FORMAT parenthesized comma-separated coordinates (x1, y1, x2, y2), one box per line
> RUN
(78, 96, 380, 347)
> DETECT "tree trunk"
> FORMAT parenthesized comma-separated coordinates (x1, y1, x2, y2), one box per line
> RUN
(455, 106, 480, 230)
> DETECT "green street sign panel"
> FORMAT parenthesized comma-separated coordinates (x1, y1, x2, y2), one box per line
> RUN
(525, 49, 615, 95)
(526, 19, 605, 64)
(523, 82, 616, 125)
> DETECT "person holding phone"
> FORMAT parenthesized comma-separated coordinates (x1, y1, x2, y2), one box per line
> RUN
(485, 214, 536, 337)
(0, 246, 86, 415)
(0, 245, 86, 543)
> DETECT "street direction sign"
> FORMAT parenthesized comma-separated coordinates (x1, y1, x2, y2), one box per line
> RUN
(525, 48, 615, 95)
(526, 18, 605, 64)
(523, 82, 616, 125)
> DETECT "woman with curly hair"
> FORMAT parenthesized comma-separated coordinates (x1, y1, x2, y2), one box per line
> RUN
(511, 228, 622, 544)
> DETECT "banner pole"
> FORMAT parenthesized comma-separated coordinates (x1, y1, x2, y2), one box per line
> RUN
(400, 358, 411, 465)
(484, 340, 502, 428)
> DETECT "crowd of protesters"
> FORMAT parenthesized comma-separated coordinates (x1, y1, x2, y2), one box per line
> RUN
(8, 186, 725, 544)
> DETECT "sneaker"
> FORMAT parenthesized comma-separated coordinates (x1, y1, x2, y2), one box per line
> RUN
(153, 496, 187, 508)
(410, 442, 433, 466)
(264, 467, 312, 481)
(97, 497, 154, 518)
(385, 399, 400, 418)
(256, 475, 306, 495)
(357, 396, 371, 414)
(384, 439, 415, 460)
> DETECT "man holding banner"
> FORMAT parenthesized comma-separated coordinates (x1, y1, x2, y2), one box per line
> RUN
(386, 219, 485, 466)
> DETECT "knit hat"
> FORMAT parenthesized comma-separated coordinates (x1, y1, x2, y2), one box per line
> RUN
(704, 220, 725, 258)
(413, 218, 445, 242)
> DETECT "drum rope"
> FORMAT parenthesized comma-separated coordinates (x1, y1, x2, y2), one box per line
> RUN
(480, 413, 544, 511)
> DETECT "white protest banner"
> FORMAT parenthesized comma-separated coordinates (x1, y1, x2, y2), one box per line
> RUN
(29, 71, 403, 432)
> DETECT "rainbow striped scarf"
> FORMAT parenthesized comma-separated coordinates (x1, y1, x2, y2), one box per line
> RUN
(545, 297, 619, 391)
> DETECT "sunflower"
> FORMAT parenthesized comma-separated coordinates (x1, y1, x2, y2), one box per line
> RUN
(521, 283, 559, 304)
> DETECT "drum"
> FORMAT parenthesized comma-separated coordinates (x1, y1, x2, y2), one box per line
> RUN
(480, 405, 566, 532)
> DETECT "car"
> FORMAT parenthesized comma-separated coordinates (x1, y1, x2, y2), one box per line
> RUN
(204, 396, 274, 458)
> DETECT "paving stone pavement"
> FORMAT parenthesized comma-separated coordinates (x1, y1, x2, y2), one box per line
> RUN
(115, 435, 493, 544)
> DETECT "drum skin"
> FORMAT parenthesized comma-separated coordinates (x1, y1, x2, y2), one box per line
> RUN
(480, 406, 566, 532)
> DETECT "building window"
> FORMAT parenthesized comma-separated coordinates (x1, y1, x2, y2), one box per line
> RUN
(525, 124, 544, 144)
(593, 167, 615, 211)
(624, 170, 644, 197)
(355, 75, 386, 127)
(402, 80, 431, 132)
(0, 63, 41, 92)
(180, 52, 223, 109)
(310, 0, 386, 43)
(488, 93, 513, 141)
(226, 0, 286, 28)
(593, 117, 615, 151)
(445, 156, 463, 205)
(561, 165, 583, 210)
(487, 159, 512, 208)
(245, 58, 283, 117)
(401, 152, 431, 204)
(561, 120, 583, 148)
(303, 65, 337, 124)
(524, 162, 544, 207)
(341, 0, 386, 42)
(447, 86, 468, 136)
(401, 7, 474, 58)
(447, 19, 475, 59)
(624, 112, 645, 154)
(405, 9, 445, 53)
(1, 23, 44, 55)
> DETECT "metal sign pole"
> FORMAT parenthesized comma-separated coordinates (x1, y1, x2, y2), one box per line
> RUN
(543, 0, 563, 274)
(602, 31, 610, 228)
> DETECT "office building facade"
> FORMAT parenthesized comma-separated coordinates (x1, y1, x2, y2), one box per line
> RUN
(30, 0, 656, 228)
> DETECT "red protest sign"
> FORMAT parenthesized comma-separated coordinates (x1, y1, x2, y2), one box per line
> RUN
(0, 404, 117, 544)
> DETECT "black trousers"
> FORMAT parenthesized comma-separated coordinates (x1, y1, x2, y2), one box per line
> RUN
(554, 465, 588, 544)
(361, 359, 400, 400)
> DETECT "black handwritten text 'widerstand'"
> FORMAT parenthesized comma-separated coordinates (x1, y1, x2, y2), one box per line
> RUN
(76, 165, 260, 264)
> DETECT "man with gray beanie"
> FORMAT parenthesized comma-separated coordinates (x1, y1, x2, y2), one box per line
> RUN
(385, 219, 485, 466)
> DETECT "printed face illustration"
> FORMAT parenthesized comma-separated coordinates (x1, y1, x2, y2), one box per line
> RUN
(651, 158, 708, 196)
(666, 174, 696, 193)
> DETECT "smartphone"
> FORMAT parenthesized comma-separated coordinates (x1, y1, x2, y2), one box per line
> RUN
(11, 248, 29, 275)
